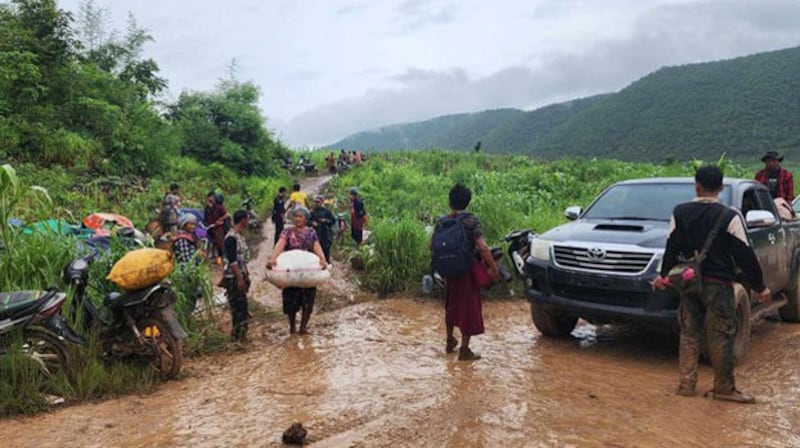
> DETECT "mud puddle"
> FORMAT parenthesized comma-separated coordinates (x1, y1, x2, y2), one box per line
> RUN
(2, 297, 800, 447)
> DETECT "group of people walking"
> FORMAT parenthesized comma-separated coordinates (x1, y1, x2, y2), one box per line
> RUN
(325, 149, 364, 174)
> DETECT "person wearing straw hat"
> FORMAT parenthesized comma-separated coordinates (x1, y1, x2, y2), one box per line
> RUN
(755, 151, 794, 202)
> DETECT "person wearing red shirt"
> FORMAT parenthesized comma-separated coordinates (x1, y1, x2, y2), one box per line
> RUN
(755, 151, 794, 202)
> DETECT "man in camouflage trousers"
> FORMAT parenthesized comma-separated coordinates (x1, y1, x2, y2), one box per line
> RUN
(652, 165, 771, 404)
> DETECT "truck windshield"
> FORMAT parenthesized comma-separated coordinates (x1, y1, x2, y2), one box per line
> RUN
(583, 183, 732, 221)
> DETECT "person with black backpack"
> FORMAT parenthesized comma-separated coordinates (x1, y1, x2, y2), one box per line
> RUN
(430, 184, 500, 361)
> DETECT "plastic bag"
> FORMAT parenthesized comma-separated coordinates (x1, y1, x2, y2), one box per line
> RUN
(107, 248, 174, 291)
(266, 250, 329, 289)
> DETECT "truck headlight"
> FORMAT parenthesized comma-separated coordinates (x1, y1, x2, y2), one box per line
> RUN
(530, 238, 551, 261)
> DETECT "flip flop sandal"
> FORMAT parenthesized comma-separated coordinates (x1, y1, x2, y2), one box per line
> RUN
(458, 347, 481, 361)
(704, 389, 756, 404)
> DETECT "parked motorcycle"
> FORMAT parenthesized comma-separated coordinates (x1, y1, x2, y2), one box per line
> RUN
(0, 288, 85, 381)
(336, 159, 350, 172)
(65, 252, 186, 379)
(504, 229, 536, 278)
(241, 198, 262, 232)
(296, 159, 317, 175)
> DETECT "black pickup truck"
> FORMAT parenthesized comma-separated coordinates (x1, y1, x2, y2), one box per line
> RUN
(525, 177, 800, 360)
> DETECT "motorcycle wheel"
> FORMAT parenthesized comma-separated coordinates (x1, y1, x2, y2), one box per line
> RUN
(21, 329, 74, 383)
(137, 317, 183, 380)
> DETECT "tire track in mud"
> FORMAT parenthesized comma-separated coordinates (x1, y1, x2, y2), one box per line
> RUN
(2, 297, 800, 447)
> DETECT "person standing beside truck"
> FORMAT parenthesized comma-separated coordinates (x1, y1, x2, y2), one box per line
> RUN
(652, 165, 771, 403)
(755, 151, 794, 202)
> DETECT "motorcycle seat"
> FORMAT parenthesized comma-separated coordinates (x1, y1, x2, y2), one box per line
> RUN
(0, 291, 45, 319)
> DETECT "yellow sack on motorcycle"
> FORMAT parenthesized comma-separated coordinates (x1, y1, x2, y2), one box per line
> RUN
(107, 248, 174, 291)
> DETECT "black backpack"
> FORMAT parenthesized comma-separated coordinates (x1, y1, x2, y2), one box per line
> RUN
(431, 213, 473, 277)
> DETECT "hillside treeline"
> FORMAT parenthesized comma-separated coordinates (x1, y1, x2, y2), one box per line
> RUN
(333, 46, 800, 162)
(0, 0, 288, 177)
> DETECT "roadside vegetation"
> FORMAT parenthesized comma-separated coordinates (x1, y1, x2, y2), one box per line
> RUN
(328, 151, 759, 294)
(0, 161, 288, 416)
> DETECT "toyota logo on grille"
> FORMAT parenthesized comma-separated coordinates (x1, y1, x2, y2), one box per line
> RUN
(587, 247, 606, 260)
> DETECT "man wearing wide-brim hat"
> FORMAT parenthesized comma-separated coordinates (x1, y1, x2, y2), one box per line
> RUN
(755, 151, 794, 202)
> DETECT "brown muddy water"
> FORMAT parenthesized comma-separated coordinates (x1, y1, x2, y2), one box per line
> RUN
(2, 297, 800, 447)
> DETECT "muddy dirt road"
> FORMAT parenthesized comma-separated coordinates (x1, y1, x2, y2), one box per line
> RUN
(2, 296, 800, 447)
(3, 177, 800, 446)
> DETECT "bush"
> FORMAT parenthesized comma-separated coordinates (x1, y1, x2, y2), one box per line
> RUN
(362, 218, 429, 294)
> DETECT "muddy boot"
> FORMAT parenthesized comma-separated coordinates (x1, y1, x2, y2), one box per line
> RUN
(704, 389, 756, 404)
(677, 336, 700, 396)
(446, 337, 458, 354)
(458, 347, 481, 361)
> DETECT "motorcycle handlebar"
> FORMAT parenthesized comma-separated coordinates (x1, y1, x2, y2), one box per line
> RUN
(63, 250, 98, 283)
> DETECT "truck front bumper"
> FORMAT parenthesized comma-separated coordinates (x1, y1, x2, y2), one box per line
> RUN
(526, 260, 679, 326)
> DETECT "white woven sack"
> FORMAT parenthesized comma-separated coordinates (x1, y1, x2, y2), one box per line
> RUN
(266, 249, 330, 288)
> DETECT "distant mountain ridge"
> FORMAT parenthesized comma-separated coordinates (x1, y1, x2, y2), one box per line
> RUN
(331, 46, 800, 161)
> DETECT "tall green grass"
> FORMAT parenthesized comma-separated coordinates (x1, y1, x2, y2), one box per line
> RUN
(0, 160, 290, 416)
(361, 218, 430, 293)
(328, 151, 758, 294)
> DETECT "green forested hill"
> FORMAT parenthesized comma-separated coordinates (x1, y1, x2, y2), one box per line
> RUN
(532, 46, 800, 161)
(332, 108, 523, 152)
(480, 95, 609, 153)
(332, 46, 800, 161)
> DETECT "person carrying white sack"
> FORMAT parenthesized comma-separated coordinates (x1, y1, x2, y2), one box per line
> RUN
(267, 207, 328, 334)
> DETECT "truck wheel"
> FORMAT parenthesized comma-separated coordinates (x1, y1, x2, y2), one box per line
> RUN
(779, 274, 800, 322)
(699, 285, 751, 365)
(732, 284, 751, 364)
(530, 303, 577, 337)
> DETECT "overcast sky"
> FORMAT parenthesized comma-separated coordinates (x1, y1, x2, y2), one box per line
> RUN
(56, 0, 800, 147)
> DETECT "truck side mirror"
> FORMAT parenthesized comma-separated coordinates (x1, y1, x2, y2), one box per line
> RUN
(745, 210, 776, 228)
(565, 206, 583, 221)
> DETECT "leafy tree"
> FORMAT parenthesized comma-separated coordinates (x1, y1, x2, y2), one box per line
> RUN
(0, 0, 176, 175)
(169, 75, 288, 176)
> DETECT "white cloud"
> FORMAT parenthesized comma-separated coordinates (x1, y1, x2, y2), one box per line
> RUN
(55, 0, 800, 146)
